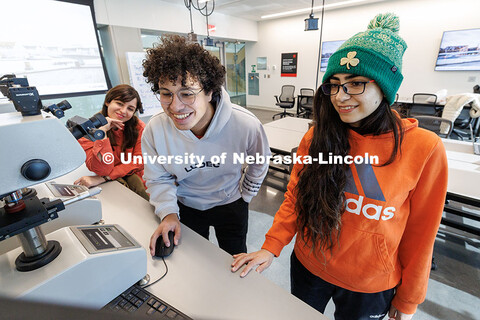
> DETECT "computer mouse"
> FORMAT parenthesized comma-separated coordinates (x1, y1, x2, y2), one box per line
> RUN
(154, 231, 175, 258)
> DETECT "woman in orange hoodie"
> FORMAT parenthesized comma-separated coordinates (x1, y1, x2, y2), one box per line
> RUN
(231, 13, 447, 320)
(74, 84, 148, 200)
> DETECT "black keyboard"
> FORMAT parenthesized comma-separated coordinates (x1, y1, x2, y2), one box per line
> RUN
(103, 283, 193, 319)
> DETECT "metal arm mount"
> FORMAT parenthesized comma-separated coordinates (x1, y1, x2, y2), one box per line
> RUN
(0, 187, 101, 271)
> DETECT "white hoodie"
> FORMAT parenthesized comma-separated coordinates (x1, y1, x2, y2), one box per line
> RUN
(142, 88, 271, 220)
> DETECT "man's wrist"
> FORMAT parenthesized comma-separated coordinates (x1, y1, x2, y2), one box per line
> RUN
(162, 212, 180, 221)
(102, 176, 112, 182)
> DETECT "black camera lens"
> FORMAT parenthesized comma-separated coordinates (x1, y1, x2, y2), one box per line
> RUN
(56, 100, 72, 111)
(89, 113, 107, 128)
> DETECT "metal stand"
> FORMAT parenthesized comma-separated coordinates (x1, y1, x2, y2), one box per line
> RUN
(14, 226, 62, 272)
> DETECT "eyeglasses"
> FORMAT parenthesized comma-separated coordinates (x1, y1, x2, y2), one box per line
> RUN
(154, 88, 204, 105)
(321, 80, 375, 96)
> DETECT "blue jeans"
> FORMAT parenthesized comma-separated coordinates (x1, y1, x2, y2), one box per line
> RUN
(290, 251, 395, 320)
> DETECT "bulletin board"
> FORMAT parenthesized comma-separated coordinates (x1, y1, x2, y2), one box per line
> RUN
(281, 53, 298, 77)
(125, 52, 163, 117)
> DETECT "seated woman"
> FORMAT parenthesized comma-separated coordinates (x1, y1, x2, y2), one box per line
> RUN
(74, 84, 149, 200)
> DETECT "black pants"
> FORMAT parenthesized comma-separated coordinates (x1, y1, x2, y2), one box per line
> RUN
(290, 252, 395, 320)
(178, 197, 248, 255)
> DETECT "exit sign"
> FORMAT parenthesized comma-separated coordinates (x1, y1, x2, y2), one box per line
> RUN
(208, 24, 216, 33)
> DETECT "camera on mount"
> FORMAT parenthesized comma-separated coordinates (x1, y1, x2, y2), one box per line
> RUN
(66, 113, 108, 141)
(1, 74, 107, 141)
(0, 74, 72, 118)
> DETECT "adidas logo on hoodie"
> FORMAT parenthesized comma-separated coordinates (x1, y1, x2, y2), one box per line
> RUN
(344, 163, 395, 221)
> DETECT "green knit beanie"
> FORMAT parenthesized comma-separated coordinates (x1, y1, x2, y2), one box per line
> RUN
(322, 13, 407, 105)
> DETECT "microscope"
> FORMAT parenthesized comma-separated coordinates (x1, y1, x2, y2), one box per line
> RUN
(0, 75, 147, 309)
(0, 75, 106, 255)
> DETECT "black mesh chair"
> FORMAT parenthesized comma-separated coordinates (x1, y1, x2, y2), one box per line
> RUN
(273, 85, 295, 119)
(450, 106, 475, 140)
(391, 93, 406, 117)
(408, 93, 441, 117)
(297, 88, 314, 118)
(414, 115, 453, 138)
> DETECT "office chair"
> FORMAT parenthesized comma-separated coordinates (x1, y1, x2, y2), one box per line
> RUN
(391, 93, 407, 117)
(297, 88, 314, 118)
(408, 93, 441, 117)
(272, 85, 295, 120)
(450, 106, 475, 140)
(414, 115, 453, 138)
(441, 92, 480, 141)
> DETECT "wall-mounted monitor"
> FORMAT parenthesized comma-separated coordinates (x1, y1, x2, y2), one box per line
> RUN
(0, 0, 110, 99)
(435, 28, 480, 71)
(320, 40, 345, 72)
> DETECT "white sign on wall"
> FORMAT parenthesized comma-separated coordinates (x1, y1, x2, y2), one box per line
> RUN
(125, 52, 163, 117)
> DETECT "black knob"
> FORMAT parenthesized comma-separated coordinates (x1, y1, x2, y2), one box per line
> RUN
(92, 129, 105, 140)
(21, 159, 51, 181)
(53, 109, 64, 118)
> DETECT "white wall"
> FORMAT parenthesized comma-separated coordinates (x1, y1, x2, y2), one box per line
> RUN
(94, 0, 258, 42)
(246, 0, 480, 109)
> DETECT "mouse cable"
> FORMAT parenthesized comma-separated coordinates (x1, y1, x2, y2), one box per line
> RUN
(142, 256, 168, 289)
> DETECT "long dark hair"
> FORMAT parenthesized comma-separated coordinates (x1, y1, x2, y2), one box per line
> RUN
(101, 84, 143, 151)
(294, 87, 404, 254)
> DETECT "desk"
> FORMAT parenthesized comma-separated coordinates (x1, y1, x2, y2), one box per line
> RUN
(263, 117, 480, 235)
(262, 119, 310, 174)
(55, 167, 325, 320)
(441, 139, 480, 200)
(263, 118, 310, 156)
(441, 139, 480, 235)
(264, 117, 311, 133)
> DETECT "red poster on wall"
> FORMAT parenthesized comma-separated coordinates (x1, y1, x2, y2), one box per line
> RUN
(281, 53, 297, 77)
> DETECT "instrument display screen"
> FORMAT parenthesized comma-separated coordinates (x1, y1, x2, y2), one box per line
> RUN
(71, 225, 140, 254)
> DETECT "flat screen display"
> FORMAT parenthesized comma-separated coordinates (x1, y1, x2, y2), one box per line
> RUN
(435, 28, 480, 71)
(320, 40, 345, 72)
(0, 0, 110, 99)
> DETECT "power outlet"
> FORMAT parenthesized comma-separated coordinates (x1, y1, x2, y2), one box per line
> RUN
(468, 76, 477, 82)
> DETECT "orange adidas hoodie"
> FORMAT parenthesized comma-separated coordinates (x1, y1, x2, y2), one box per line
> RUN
(262, 118, 448, 314)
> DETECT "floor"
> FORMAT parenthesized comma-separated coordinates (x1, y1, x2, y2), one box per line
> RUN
(229, 106, 480, 320)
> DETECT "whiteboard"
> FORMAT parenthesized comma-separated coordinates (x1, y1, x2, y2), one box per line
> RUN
(125, 52, 163, 117)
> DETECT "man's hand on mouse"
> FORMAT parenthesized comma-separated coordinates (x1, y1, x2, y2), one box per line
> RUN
(149, 213, 181, 256)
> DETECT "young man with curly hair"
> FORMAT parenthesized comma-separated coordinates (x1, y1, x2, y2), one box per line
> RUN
(142, 34, 270, 256)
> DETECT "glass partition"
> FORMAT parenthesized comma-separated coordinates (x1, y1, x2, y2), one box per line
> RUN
(140, 31, 246, 107)
(225, 42, 246, 107)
